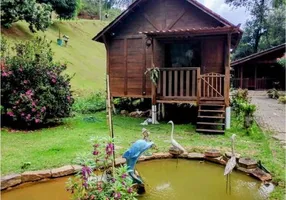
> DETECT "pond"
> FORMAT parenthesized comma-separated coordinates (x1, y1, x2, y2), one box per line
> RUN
(1, 159, 268, 200)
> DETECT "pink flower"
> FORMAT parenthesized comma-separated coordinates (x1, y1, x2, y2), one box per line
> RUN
(35, 119, 40, 123)
(41, 107, 46, 112)
(23, 80, 28, 84)
(7, 111, 14, 117)
(8, 71, 12, 75)
(32, 108, 36, 112)
(26, 114, 31, 120)
(52, 78, 56, 83)
(21, 113, 25, 116)
(32, 102, 36, 107)
(19, 68, 23, 72)
(13, 106, 16, 109)
(2, 71, 8, 77)
(15, 100, 20, 105)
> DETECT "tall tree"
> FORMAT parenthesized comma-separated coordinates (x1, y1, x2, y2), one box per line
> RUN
(1, 0, 52, 32)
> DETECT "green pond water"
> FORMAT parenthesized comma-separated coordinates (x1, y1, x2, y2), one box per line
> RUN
(2, 159, 267, 200)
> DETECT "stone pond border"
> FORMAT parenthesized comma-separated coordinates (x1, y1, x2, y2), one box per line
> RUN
(1, 151, 272, 191)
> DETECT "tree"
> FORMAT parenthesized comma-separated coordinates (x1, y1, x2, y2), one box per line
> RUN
(1, 0, 52, 32)
(226, 0, 285, 60)
(38, 0, 81, 19)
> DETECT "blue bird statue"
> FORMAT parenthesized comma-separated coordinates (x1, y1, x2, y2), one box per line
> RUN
(123, 139, 154, 185)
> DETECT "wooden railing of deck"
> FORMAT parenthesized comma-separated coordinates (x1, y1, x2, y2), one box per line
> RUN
(157, 67, 199, 101)
(199, 72, 225, 100)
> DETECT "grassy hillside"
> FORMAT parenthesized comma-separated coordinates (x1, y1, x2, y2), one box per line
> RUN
(1, 20, 108, 95)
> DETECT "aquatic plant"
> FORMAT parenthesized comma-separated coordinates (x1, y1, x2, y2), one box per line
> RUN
(66, 137, 137, 200)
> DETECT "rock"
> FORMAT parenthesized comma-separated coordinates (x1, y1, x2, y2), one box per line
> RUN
(129, 111, 143, 118)
(204, 149, 221, 158)
(187, 152, 204, 159)
(1, 174, 21, 190)
(205, 156, 227, 165)
(51, 165, 75, 178)
(120, 110, 129, 116)
(152, 152, 171, 159)
(72, 165, 83, 172)
(114, 145, 123, 150)
(115, 158, 126, 166)
(178, 152, 188, 158)
(21, 170, 51, 182)
(251, 168, 272, 182)
(238, 157, 258, 169)
(225, 152, 241, 159)
(169, 147, 183, 156)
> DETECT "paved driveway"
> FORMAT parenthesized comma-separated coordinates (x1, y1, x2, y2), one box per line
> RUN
(249, 91, 286, 147)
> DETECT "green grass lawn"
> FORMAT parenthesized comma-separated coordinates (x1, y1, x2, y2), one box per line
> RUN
(1, 113, 285, 199)
(1, 20, 107, 95)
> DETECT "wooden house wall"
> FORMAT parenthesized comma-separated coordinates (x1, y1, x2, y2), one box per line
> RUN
(107, 0, 225, 98)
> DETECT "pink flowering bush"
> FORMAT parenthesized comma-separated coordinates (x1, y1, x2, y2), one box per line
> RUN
(66, 137, 137, 200)
(1, 36, 74, 127)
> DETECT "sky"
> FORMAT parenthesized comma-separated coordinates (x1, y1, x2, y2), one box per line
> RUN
(197, 0, 250, 28)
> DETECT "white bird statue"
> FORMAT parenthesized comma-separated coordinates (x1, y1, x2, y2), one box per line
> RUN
(224, 134, 237, 194)
(168, 121, 186, 152)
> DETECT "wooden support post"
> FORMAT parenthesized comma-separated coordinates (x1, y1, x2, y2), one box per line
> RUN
(254, 65, 257, 90)
(240, 66, 243, 88)
(197, 67, 201, 105)
(151, 38, 158, 124)
(224, 33, 231, 107)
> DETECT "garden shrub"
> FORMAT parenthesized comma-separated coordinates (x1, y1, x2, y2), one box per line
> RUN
(1, 36, 74, 127)
(231, 88, 249, 116)
(113, 97, 151, 113)
(73, 91, 106, 114)
(66, 137, 137, 200)
(267, 88, 280, 99)
(278, 96, 286, 104)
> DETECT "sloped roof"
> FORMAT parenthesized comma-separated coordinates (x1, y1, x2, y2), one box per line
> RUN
(231, 43, 286, 67)
(93, 0, 242, 43)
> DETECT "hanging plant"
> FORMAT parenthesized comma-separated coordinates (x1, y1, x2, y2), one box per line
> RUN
(145, 67, 160, 86)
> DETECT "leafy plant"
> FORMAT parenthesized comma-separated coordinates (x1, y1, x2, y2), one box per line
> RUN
(73, 91, 106, 114)
(1, 0, 52, 32)
(145, 67, 160, 86)
(113, 97, 150, 113)
(66, 137, 137, 200)
(231, 88, 249, 116)
(267, 88, 280, 99)
(277, 57, 286, 67)
(239, 102, 256, 134)
(1, 36, 74, 128)
(278, 96, 286, 104)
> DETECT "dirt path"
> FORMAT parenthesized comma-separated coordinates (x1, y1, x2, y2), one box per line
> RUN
(249, 91, 286, 148)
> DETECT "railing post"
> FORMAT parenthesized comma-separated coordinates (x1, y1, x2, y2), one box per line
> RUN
(197, 68, 201, 105)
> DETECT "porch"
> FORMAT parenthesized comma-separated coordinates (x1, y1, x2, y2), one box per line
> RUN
(155, 67, 226, 104)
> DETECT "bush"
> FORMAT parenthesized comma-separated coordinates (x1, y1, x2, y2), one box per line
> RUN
(73, 91, 106, 114)
(1, 36, 74, 127)
(278, 96, 286, 104)
(66, 137, 137, 200)
(113, 98, 150, 113)
(231, 88, 249, 116)
(267, 88, 280, 99)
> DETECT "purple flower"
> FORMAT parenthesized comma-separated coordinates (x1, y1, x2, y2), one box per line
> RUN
(81, 166, 92, 179)
(7, 111, 14, 117)
(105, 143, 114, 156)
(121, 173, 127, 179)
(93, 150, 99, 156)
(41, 107, 46, 112)
(114, 192, 121, 199)
(127, 187, 133, 193)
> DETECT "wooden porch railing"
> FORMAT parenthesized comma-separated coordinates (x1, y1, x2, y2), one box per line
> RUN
(157, 67, 199, 100)
(200, 72, 225, 100)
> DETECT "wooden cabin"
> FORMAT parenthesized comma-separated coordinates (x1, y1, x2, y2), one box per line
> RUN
(231, 44, 286, 90)
(93, 0, 242, 133)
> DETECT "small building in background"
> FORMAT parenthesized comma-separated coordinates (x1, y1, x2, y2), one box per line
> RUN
(231, 44, 285, 90)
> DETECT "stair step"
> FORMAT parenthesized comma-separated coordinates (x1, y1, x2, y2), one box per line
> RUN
(199, 104, 225, 107)
(198, 115, 225, 119)
(196, 129, 225, 133)
(197, 122, 225, 126)
(199, 109, 225, 113)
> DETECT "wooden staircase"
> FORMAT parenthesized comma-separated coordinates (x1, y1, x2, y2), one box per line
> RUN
(196, 101, 226, 134)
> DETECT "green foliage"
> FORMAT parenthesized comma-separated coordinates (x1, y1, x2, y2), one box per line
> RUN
(66, 137, 137, 200)
(1, 0, 52, 32)
(278, 95, 286, 104)
(267, 88, 280, 99)
(38, 0, 80, 19)
(277, 57, 286, 67)
(145, 67, 160, 86)
(1, 36, 74, 127)
(231, 89, 256, 133)
(113, 97, 150, 112)
(228, 0, 285, 60)
(73, 91, 106, 114)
